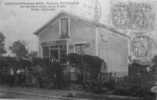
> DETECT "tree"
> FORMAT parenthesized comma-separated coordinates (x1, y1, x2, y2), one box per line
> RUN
(152, 55, 157, 65)
(0, 32, 6, 56)
(10, 40, 28, 58)
(28, 51, 38, 58)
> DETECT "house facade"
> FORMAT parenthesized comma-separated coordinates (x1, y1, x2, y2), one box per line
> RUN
(34, 12, 129, 76)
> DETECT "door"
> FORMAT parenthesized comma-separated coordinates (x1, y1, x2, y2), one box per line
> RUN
(50, 48, 60, 60)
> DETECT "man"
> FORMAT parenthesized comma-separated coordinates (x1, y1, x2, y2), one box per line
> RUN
(9, 68, 15, 86)
(52, 58, 63, 89)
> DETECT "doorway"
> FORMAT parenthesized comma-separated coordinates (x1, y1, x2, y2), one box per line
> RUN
(50, 48, 60, 61)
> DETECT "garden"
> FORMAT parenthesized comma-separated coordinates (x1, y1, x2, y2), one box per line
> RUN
(0, 54, 156, 100)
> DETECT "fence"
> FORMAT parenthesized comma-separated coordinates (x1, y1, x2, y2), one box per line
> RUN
(98, 72, 129, 85)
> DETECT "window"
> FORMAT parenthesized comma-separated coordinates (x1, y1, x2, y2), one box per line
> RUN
(50, 48, 60, 60)
(49, 45, 67, 63)
(132, 35, 150, 58)
(59, 45, 67, 63)
(60, 17, 70, 38)
(42, 40, 68, 63)
(42, 46, 49, 58)
(74, 41, 90, 54)
(74, 43, 89, 54)
(75, 46, 84, 54)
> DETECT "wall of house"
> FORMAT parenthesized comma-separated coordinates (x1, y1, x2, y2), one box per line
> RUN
(36, 14, 129, 76)
(98, 28, 129, 76)
(38, 19, 60, 43)
(38, 15, 97, 56)
(37, 14, 97, 57)
(69, 17, 96, 56)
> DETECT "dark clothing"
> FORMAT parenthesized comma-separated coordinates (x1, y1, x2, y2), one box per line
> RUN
(8, 75, 14, 87)
(52, 62, 63, 89)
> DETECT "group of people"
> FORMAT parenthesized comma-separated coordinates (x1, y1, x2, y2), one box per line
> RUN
(8, 67, 27, 87)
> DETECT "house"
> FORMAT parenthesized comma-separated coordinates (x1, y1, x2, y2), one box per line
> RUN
(34, 12, 129, 76)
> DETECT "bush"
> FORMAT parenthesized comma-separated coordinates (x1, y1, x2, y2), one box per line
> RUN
(113, 85, 155, 99)
(31, 58, 66, 89)
(67, 53, 107, 92)
(67, 53, 104, 80)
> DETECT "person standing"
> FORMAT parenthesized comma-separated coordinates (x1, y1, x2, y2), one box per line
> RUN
(9, 68, 15, 87)
(52, 59, 63, 89)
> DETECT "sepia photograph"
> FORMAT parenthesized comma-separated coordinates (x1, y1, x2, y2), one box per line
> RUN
(0, 0, 157, 99)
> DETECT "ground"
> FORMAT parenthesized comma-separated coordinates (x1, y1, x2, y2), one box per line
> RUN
(0, 85, 140, 100)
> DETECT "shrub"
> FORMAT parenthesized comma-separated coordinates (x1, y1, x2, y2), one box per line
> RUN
(67, 53, 106, 92)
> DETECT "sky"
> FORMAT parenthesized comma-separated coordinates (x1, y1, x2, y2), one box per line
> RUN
(0, 0, 157, 55)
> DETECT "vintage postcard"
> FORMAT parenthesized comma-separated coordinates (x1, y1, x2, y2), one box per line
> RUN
(0, 0, 157, 100)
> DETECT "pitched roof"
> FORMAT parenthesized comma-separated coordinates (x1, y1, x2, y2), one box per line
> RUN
(34, 11, 130, 39)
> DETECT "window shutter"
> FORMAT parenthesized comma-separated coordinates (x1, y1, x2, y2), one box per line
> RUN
(60, 17, 69, 38)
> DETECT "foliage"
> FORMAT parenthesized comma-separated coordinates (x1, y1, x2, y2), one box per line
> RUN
(66, 53, 82, 64)
(152, 55, 157, 64)
(82, 54, 103, 79)
(28, 51, 38, 58)
(0, 32, 6, 56)
(67, 53, 105, 91)
(30, 58, 65, 89)
(0, 56, 155, 99)
(10, 40, 28, 58)
(113, 85, 155, 99)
